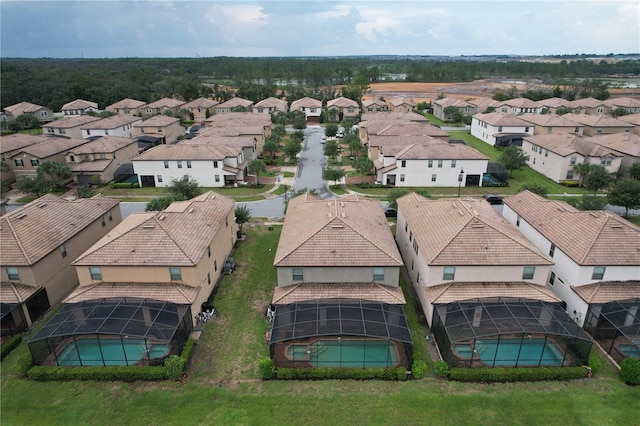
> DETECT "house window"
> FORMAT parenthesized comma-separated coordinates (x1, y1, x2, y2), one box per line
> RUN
(545, 150, 549, 157)
(70, 155, 75, 162)
(101, 216, 106, 227)
(443, 267, 456, 280)
(213, 160, 218, 168)
(215, 175, 220, 183)
(207, 272, 211, 285)
(428, 160, 433, 168)
(401, 160, 406, 168)
(575, 127, 580, 133)
(89, 267, 102, 280)
(522, 266, 535, 280)
(164, 161, 169, 168)
(292, 268, 303, 281)
(104, 130, 108, 135)
(498, 126, 503, 132)
(169, 267, 182, 280)
(549, 271, 556, 286)
(591, 266, 606, 280)
(108, 210, 112, 221)
(86, 130, 91, 135)
(208, 246, 211, 257)
(601, 157, 612, 166)
(570, 156, 577, 165)
(451, 160, 456, 168)
(373, 267, 385, 281)
(413, 240, 419, 255)
(411, 259, 414, 271)
(549, 244, 555, 257)
(214, 260, 217, 272)
(6, 267, 19, 280)
(525, 127, 530, 133)
(177, 161, 182, 168)
(187, 161, 192, 168)
(437, 160, 443, 168)
(14, 159, 24, 167)
(30, 159, 39, 167)
(566, 170, 573, 179)
(547, 127, 553, 134)
(625, 128, 631, 133)
(597, 128, 603, 134)
(597, 107, 603, 113)
(431, 174, 437, 182)
(60, 244, 67, 258)
(157, 175, 163, 183)
(157, 127, 162, 133)
(400, 174, 405, 182)
(516, 216, 521, 227)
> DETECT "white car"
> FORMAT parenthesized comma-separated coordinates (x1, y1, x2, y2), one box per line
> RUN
(320, 136, 326, 143)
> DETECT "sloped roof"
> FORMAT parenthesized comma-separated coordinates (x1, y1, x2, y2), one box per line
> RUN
(360, 111, 427, 122)
(617, 113, 640, 127)
(274, 194, 403, 267)
(327, 97, 359, 108)
(272, 283, 406, 305)
(64, 282, 200, 304)
(606, 97, 640, 109)
(135, 115, 180, 127)
(0, 281, 40, 304)
(589, 132, 640, 157)
(472, 112, 531, 127)
(523, 133, 622, 157)
(9, 137, 88, 159)
(81, 115, 141, 130)
(3, 101, 48, 115)
(290, 97, 322, 109)
(518, 113, 583, 128)
(570, 97, 610, 108)
(363, 121, 448, 138)
(433, 97, 473, 108)
(394, 141, 489, 161)
(181, 135, 256, 148)
(106, 98, 146, 110)
(467, 97, 499, 112)
(42, 115, 101, 129)
(0, 133, 45, 155)
(68, 136, 137, 154)
(72, 191, 234, 267)
(536, 97, 572, 109)
(61, 99, 98, 111)
(388, 97, 415, 107)
(216, 97, 254, 108)
(133, 143, 240, 161)
(254, 97, 287, 109)
(1, 194, 120, 266)
(69, 159, 113, 172)
(425, 282, 560, 304)
(504, 190, 640, 265)
(204, 111, 271, 126)
(182, 97, 219, 109)
(562, 113, 631, 128)
(572, 281, 640, 304)
(397, 193, 552, 266)
(145, 98, 185, 109)
(496, 97, 540, 108)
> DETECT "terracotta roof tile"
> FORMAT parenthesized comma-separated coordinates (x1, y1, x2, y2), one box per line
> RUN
(290, 97, 322, 109)
(0, 281, 40, 304)
(145, 98, 185, 109)
(64, 282, 200, 304)
(425, 282, 560, 304)
(106, 98, 146, 110)
(272, 283, 406, 305)
(81, 115, 141, 130)
(571, 281, 640, 304)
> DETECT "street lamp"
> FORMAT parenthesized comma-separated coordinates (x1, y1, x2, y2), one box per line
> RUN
(283, 184, 288, 202)
(457, 168, 464, 197)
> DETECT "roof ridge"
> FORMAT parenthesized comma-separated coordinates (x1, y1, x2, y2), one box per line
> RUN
(172, 283, 194, 304)
(430, 282, 453, 303)
(272, 283, 301, 304)
(373, 283, 404, 303)
(579, 213, 609, 264)
(338, 218, 404, 264)
(5, 216, 31, 264)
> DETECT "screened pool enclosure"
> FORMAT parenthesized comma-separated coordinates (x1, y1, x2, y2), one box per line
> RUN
(268, 301, 413, 369)
(584, 298, 640, 363)
(432, 298, 592, 368)
(28, 298, 192, 366)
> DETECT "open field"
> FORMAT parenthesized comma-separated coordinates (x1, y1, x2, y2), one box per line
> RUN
(2, 226, 639, 426)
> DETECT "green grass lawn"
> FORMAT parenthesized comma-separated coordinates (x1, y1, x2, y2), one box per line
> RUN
(2, 226, 639, 425)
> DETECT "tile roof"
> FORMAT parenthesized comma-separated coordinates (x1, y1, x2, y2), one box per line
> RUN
(394, 141, 489, 160)
(562, 113, 631, 128)
(274, 194, 403, 267)
(362, 99, 387, 107)
(1, 194, 120, 266)
(388, 97, 415, 107)
(363, 121, 448, 138)
(3, 101, 47, 115)
(69, 159, 113, 172)
(106, 98, 146, 110)
(617, 113, 640, 127)
(204, 112, 271, 126)
(0, 133, 45, 154)
(523, 133, 622, 157)
(81, 115, 141, 130)
(433, 97, 473, 108)
(517, 113, 583, 128)
(290, 97, 322, 109)
(61, 99, 98, 110)
(145, 98, 185, 109)
(472, 112, 532, 127)
(135, 115, 180, 127)
(570, 97, 610, 108)
(182, 97, 219, 109)
(68, 136, 137, 154)
(133, 143, 240, 161)
(589, 132, 640, 157)
(0, 281, 40, 304)
(73, 191, 234, 267)
(254, 97, 287, 109)
(216, 97, 254, 108)
(272, 283, 406, 305)
(181, 135, 256, 148)
(368, 134, 437, 149)
(495, 97, 540, 108)
(327, 97, 359, 108)
(467, 97, 499, 112)
(504, 190, 640, 265)
(536, 97, 573, 108)
(42, 115, 101, 129)
(571, 281, 640, 304)
(397, 193, 552, 266)
(607, 97, 640, 108)
(360, 111, 427, 122)
(64, 282, 200, 304)
(9, 137, 88, 159)
(425, 282, 560, 304)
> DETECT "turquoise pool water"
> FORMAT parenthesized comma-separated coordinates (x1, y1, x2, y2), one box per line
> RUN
(287, 340, 398, 367)
(619, 344, 640, 358)
(454, 338, 565, 367)
(57, 339, 170, 366)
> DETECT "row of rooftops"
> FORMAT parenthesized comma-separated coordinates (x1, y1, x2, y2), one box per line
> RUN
(435, 96, 640, 112)
(473, 111, 638, 129)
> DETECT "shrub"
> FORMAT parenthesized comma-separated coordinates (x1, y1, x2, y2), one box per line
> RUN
(258, 357, 275, 380)
(588, 352, 603, 375)
(276, 367, 400, 380)
(165, 355, 186, 381)
(620, 357, 640, 385)
(1, 334, 22, 361)
(28, 365, 168, 381)
(449, 366, 587, 383)
(435, 361, 449, 379)
(411, 360, 427, 379)
(560, 180, 579, 187)
(110, 182, 135, 189)
(15, 353, 33, 377)
(179, 338, 196, 363)
(395, 367, 408, 381)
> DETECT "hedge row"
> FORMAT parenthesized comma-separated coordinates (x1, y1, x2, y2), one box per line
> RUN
(276, 367, 407, 380)
(1, 334, 22, 361)
(109, 182, 140, 188)
(620, 357, 640, 385)
(449, 366, 588, 382)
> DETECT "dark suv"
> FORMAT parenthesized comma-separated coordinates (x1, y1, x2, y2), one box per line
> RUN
(483, 194, 503, 205)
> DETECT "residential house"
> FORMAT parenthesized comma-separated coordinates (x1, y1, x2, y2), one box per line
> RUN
(518, 113, 584, 135)
(214, 97, 254, 114)
(253, 97, 288, 115)
(1, 194, 121, 336)
(470, 112, 534, 147)
(616, 113, 640, 135)
(65, 136, 139, 185)
(105, 98, 146, 116)
(269, 194, 412, 369)
(326, 97, 360, 121)
(142, 98, 185, 116)
(588, 132, 640, 173)
(386, 97, 415, 112)
(362, 99, 388, 113)
(562, 113, 633, 136)
(570, 98, 611, 115)
(202, 112, 272, 153)
(81, 115, 141, 139)
(606, 97, 640, 114)
(466, 97, 500, 114)
(26, 192, 237, 366)
(360, 120, 449, 152)
(289, 97, 323, 122)
(501, 191, 639, 362)
(396, 193, 591, 368)
(374, 138, 489, 187)
(7, 136, 88, 179)
(522, 133, 623, 183)
(536, 97, 573, 113)
(1, 101, 54, 124)
(0, 134, 46, 181)
(61, 99, 99, 116)
(495, 97, 542, 115)
(132, 143, 246, 187)
(182, 97, 219, 122)
(432, 97, 476, 121)
(134, 115, 185, 145)
(181, 134, 257, 163)
(42, 115, 101, 139)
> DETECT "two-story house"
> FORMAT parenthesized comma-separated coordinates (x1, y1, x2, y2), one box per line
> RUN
(588, 132, 640, 173)
(1, 194, 121, 336)
(570, 97, 611, 115)
(387, 97, 415, 112)
(536, 97, 573, 114)
(253, 97, 288, 115)
(471, 112, 534, 147)
(7, 136, 88, 179)
(142, 98, 185, 116)
(396, 193, 591, 368)
(203, 112, 272, 153)
(182, 97, 219, 122)
(432, 97, 476, 121)
(289, 97, 323, 123)
(362, 99, 388, 113)
(214, 97, 254, 114)
(1, 101, 54, 125)
(134, 115, 185, 145)
(517, 113, 584, 136)
(495, 98, 542, 115)
(562, 113, 633, 136)
(61, 99, 99, 116)
(616, 113, 640, 136)
(42, 115, 101, 139)
(81, 115, 142, 139)
(65, 136, 140, 185)
(105, 98, 147, 116)
(269, 194, 411, 369)
(0, 134, 46, 181)
(606, 97, 640, 114)
(181, 134, 257, 164)
(326, 96, 360, 121)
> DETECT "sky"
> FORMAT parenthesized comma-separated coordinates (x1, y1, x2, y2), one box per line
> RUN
(1, 0, 638, 58)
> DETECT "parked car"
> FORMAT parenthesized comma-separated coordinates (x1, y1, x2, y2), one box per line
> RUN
(483, 194, 503, 205)
(383, 207, 397, 217)
(320, 136, 326, 144)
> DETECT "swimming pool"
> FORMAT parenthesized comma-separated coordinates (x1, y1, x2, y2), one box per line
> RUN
(619, 344, 640, 359)
(454, 338, 565, 367)
(56, 338, 170, 366)
(287, 339, 398, 368)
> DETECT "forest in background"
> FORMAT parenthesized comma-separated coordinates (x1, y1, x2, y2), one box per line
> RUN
(2, 56, 639, 111)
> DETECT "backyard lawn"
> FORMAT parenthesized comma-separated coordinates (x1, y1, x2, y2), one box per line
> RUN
(2, 226, 639, 426)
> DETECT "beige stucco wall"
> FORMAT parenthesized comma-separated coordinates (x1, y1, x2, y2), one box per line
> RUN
(10, 152, 68, 178)
(276, 266, 400, 287)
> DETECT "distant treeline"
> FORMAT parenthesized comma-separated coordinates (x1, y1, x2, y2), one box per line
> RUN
(1, 57, 639, 111)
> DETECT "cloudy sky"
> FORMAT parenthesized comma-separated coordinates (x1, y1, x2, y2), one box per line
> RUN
(1, 0, 638, 58)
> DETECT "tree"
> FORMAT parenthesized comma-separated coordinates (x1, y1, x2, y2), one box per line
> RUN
(146, 195, 179, 211)
(353, 156, 373, 183)
(248, 159, 267, 186)
(386, 188, 410, 209)
(272, 124, 286, 139)
(347, 135, 364, 159)
(443, 106, 461, 122)
(325, 123, 338, 138)
(292, 114, 307, 130)
(341, 118, 354, 134)
(611, 107, 631, 117)
(518, 183, 549, 197)
(323, 139, 339, 160)
(235, 205, 252, 234)
(573, 162, 593, 187)
(263, 136, 280, 163)
(607, 178, 640, 217)
(499, 146, 529, 177)
(16, 174, 50, 197)
(327, 107, 339, 122)
(168, 175, 201, 200)
(582, 164, 611, 195)
(37, 160, 72, 189)
(323, 166, 346, 185)
(629, 162, 640, 180)
(283, 139, 302, 164)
